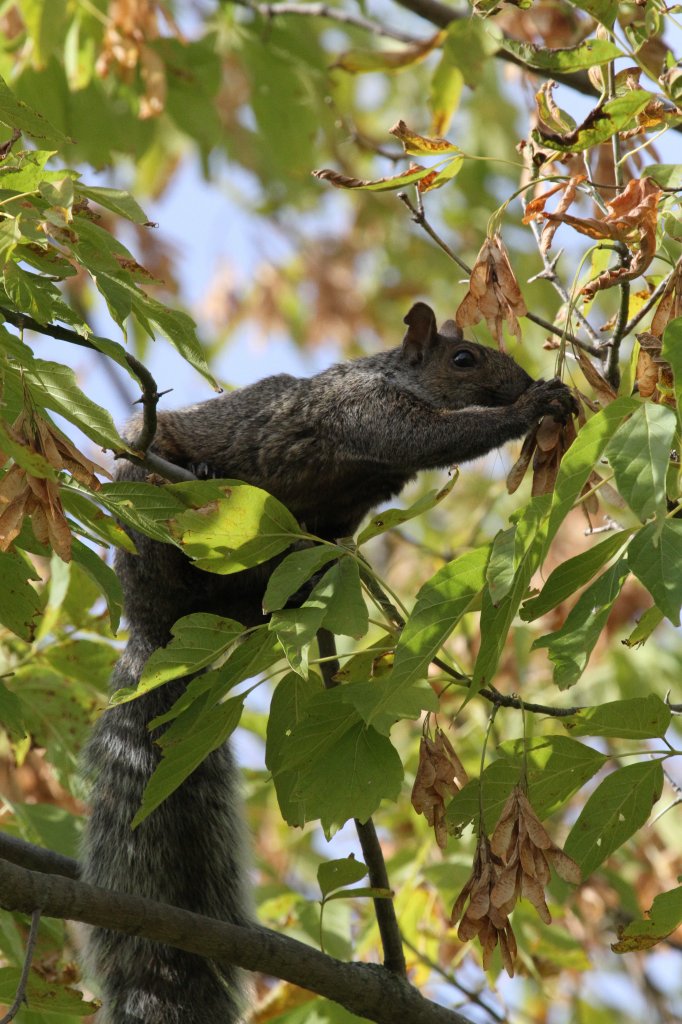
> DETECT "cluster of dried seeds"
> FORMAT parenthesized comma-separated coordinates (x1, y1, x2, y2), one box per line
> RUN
(411, 728, 468, 850)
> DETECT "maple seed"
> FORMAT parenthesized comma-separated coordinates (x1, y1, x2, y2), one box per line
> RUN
(455, 234, 527, 349)
(411, 728, 468, 850)
(451, 836, 518, 977)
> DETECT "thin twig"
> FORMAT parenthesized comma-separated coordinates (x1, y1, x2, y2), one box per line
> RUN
(0, 908, 41, 1024)
(402, 937, 506, 1024)
(622, 269, 674, 337)
(604, 244, 631, 390)
(231, 0, 421, 43)
(396, 193, 600, 355)
(316, 628, 407, 977)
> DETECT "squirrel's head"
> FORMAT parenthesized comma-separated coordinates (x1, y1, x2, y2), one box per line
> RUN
(401, 302, 534, 409)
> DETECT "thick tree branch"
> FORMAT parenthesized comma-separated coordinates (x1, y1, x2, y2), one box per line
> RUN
(0, 857, 474, 1024)
(317, 628, 407, 977)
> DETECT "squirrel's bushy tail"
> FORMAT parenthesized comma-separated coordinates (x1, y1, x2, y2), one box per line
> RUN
(81, 634, 250, 1024)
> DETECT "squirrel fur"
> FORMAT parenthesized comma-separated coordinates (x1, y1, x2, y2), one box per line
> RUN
(81, 302, 575, 1023)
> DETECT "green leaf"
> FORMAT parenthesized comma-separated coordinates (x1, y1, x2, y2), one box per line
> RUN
(533, 559, 630, 689)
(320, 559, 368, 638)
(612, 885, 682, 952)
(562, 695, 671, 739)
(75, 183, 151, 224)
(19, 359, 128, 450)
(644, 165, 682, 189)
(0, 549, 42, 641)
(661, 317, 682, 416)
(565, 0, 618, 27)
(473, 495, 550, 695)
(318, 856, 367, 898)
(606, 404, 676, 521)
(114, 613, 245, 700)
(0, 965, 96, 1014)
(627, 520, 682, 625)
(61, 487, 137, 553)
(262, 544, 340, 611)
(357, 473, 457, 545)
(521, 529, 633, 621)
(313, 162, 449, 193)
(132, 695, 244, 827)
(447, 736, 607, 834)
(266, 671, 323, 827)
(71, 538, 123, 634)
(546, 397, 639, 546)
(486, 526, 516, 605)
(0, 679, 27, 738)
(622, 604, 664, 647)
(0, 73, 69, 145)
(532, 91, 653, 153)
(96, 481, 183, 545)
(565, 760, 664, 876)
(501, 37, 622, 72)
(278, 689, 403, 832)
(171, 480, 301, 573)
(429, 56, 463, 137)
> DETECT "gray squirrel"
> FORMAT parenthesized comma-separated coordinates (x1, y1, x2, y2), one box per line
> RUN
(81, 301, 575, 1023)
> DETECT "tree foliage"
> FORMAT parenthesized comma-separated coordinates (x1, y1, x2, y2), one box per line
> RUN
(0, 1, 681, 1022)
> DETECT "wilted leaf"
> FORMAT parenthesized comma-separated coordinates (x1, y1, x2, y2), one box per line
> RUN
(389, 119, 459, 155)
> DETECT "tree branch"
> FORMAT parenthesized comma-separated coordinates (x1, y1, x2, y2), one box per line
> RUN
(231, 0, 421, 43)
(317, 628, 407, 977)
(0, 857, 475, 1024)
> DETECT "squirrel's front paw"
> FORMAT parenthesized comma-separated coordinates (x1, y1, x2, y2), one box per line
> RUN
(520, 378, 578, 424)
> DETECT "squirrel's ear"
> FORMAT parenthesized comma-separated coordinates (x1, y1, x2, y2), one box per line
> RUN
(402, 302, 437, 364)
(439, 319, 463, 342)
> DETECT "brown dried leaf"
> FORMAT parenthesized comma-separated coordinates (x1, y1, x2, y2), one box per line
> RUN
(651, 258, 682, 338)
(507, 424, 538, 494)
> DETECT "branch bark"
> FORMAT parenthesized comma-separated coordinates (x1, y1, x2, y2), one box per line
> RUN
(0, 856, 475, 1024)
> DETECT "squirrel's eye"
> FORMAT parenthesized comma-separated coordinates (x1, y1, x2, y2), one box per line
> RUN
(453, 350, 476, 368)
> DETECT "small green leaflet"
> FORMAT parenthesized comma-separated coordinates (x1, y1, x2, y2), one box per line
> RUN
(533, 558, 630, 690)
(318, 856, 367, 899)
(71, 539, 123, 634)
(627, 520, 682, 625)
(645, 165, 682, 189)
(565, 760, 664, 876)
(605, 404, 676, 522)
(171, 480, 301, 573)
(612, 886, 682, 953)
(132, 695, 244, 828)
(96, 481, 183, 545)
(521, 529, 633, 622)
(113, 613, 245, 701)
(562, 695, 671, 739)
(357, 472, 457, 545)
(0, 679, 26, 738)
(566, 0, 618, 27)
(623, 605, 664, 647)
(486, 526, 516, 605)
(75, 184, 151, 225)
(501, 37, 622, 72)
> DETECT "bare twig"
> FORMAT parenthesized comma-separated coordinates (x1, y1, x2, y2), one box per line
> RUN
(402, 937, 506, 1024)
(0, 857, 473, 1024)
(622, 269, 674, 337)
(0, 908, 41, 1024)
(231, 0, 421, 43)
(396, 192, 600, 355)
(317, 628, 407, 977)
(604, 244, 632, 390)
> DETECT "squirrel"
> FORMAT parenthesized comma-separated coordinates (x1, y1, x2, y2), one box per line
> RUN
(80, 301, 576, 1024)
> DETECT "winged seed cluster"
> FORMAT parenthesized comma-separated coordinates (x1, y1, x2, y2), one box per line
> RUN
(451, 785, 581, 976)
(411, 728, 468, 850)
(0, 409, 104, 561)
